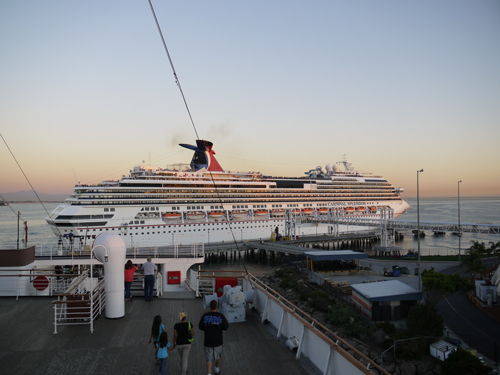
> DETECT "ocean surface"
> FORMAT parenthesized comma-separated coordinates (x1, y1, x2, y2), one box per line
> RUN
(1, 197, 499, 266)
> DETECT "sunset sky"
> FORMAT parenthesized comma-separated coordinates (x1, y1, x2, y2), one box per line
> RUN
(1, 0, 499, 199)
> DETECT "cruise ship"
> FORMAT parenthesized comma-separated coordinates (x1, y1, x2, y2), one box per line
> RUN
(46, 140, 410, 248)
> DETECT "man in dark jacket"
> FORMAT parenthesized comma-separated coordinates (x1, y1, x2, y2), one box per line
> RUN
(198, 300, 229, 375)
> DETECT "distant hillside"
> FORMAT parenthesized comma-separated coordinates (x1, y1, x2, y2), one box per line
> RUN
(1, 191, 69, 202)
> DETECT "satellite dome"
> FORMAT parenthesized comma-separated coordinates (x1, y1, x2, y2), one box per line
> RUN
(325, 164, 332, 172)
(332, 164, 339, 172)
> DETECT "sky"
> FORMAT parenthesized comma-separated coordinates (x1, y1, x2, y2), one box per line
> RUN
(1, 0, 499, 199)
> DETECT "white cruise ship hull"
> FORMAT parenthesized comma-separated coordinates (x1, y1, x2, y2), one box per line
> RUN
(46, 139, 411, 248)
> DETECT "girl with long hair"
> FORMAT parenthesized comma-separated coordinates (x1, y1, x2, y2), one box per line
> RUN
(148, 315, 166, 363)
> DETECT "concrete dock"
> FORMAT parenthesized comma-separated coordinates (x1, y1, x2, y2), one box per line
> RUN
(0, 296, 311, 375)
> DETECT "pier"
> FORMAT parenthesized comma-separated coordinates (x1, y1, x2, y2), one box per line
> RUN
(307, 217, 500, 235)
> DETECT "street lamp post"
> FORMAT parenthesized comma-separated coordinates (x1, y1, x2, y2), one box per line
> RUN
(458, 180, 462, 262)
(417, 169, 424, 291)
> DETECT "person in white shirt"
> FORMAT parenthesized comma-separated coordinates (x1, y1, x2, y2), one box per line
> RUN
(143, 257, 157, 301)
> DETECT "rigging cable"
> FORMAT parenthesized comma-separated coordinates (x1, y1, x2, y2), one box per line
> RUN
(147, 0, 199, 140)
(0, 133, 65, 240)
(146, 0, 242, 255)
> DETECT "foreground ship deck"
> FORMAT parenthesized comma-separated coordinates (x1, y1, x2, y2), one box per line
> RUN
(0, 297, 312, 375)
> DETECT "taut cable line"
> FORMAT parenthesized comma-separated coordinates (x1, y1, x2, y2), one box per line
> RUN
(146, 1, 241, 253)
(1, 133, 64, 239)
(147, 0, 199, 140)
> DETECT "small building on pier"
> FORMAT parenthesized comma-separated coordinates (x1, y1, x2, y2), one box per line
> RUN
(350, 280, 422, 321)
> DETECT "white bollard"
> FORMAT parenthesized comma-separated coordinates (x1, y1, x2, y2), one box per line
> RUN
(93, 233, 126, 319)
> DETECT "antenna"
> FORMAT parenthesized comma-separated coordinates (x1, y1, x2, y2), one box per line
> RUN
(72, 168, 80, 184)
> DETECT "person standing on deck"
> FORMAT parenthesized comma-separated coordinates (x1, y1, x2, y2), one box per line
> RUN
(124, 260, 137, 301)
(143, 257, 157, 301)
(198, 300, 229, 375)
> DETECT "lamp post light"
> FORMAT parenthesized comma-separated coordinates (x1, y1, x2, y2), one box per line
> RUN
(417, 169, 423, 291)
(458, 180, 462, 262)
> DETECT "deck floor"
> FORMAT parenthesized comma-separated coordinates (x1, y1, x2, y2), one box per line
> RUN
(0, 296, 312, 375)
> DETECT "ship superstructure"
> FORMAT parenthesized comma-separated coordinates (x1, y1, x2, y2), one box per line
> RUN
(46, 140, 410, 247)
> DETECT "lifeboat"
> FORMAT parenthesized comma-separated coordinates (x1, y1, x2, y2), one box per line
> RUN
(271, 209, 285, 216)
(232, 210, 248, 218)
(292, 209, 300, 215)
(356, 206, 365, 213)
(162, 212, 181, 220)
(317, 208, 329, 215)
(344, 207, 355, 214)
(369, 206, 377, 212)
(302, 208, 314, 216)
(208, 211, 224, 219)
(186, 211, 205, 220)
(254, 209, 268, 216)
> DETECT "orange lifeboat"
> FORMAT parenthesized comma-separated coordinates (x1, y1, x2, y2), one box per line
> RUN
(302, 208, 314, 216)
(369, 206, 377, 212)
(292, 209, 300, 215)
(232, 210, 248, 218)
(356, 206, 365, 213)
(271, 209, 285, 216)
(317, 208, 329, 215)
(162, 212, 181, 220)
(186, 211, 205, 220)
(344, 207, 355, 214)
(254, 209, 268, 216)
(208, 211, 224, 219)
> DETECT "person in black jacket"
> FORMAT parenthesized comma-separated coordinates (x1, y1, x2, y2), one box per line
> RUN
(198, 300, 229, 375)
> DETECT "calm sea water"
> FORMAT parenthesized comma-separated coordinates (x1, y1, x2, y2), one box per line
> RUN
(1, 198, 499, 260)
(394, 197, 500, 256)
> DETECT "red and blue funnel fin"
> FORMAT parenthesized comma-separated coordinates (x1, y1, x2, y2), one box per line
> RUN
(179, 140, 224, 172)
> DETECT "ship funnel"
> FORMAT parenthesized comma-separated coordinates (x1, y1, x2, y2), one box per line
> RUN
(179, 140, 224, 172)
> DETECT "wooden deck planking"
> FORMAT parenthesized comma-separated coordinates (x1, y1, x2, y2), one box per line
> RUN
(0, 297, 311, 375)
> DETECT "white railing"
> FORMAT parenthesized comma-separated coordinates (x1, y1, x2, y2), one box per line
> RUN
(246, 273, 390, 375)
(52, 272, 106, 334)
(33, 242, 205, 259)
(185, 268, 198, 293)
(156, 272, 163, 297)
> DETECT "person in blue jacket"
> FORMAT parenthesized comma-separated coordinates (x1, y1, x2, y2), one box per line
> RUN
(198, 300, 229, 375)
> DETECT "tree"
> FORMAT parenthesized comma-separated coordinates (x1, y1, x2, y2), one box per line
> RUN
(489, 241, 500, 260)
(442, 348, 491, 375)
(422, 268, 473, 305)
(406, 300, 444, 337)
(461, 241, 486, 280)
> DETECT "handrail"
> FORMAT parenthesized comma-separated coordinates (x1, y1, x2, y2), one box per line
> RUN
(246, 273, 390, 375)
(52, 273, 106, 334)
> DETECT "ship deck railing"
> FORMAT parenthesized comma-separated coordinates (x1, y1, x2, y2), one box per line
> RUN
(33, 243, 205, 260)
(246, 273, 391, 375)
(52, 270, 106, 333)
